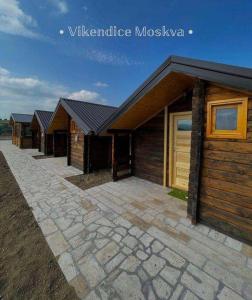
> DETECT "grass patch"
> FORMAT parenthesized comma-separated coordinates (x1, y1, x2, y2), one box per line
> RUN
(168, 188, 188, 201)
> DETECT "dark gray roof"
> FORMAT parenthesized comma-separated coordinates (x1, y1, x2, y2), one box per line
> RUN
(53, 99, 117, 134)
(34, 110, 53, 130)
(10, 113, 33, 123)
(98, 55, 252, 133)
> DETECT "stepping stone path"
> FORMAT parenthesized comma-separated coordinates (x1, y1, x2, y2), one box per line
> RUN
(0, 140, 252, 300)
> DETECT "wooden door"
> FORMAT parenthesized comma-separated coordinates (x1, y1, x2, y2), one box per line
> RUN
(169, 112, 192, 191)
(54, 131, 67, 157)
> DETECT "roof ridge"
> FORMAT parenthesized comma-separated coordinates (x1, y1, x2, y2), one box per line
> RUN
(61, 98, 117, 109)
(35, 110, 53, 113)
(12, 113, 33, 116)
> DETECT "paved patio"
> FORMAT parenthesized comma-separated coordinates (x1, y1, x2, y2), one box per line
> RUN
(0, 140, 252, 300)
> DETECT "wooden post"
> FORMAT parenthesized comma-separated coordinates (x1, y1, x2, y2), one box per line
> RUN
(163, 106, 168, 187)
(112, 134, 118, 181)
(187, 79, 206, 224)
(129, 133, 134, 176)
(84, 135, 91, 174)
(44, 133, 47, 155)
(67, 116, 71, 166)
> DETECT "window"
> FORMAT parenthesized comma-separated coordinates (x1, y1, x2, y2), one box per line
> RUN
(206, 98, 248, 139)
(177, 119, 192, 131)
(23, 125, 32, 137)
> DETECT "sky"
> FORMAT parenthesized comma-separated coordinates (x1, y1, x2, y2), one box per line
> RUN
(0, 0, 252, 119)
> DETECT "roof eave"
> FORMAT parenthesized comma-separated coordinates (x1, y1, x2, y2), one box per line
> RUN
(98, 57, 252, 133)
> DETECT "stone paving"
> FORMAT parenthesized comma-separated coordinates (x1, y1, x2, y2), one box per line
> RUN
(22, 147, 83, 178)
(0, 140, 252, 300)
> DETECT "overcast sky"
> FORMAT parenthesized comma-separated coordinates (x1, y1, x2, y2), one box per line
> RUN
(0, 0, 252, 118)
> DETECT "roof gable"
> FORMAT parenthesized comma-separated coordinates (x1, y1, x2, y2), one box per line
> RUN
(49, 99, 117, 134)
(98, 55, 252, 133)
(34, 110, 53, 130)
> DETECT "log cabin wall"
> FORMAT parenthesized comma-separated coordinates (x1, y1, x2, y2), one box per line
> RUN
(133, 110, 164, 185)
(21, 136, 32, 149)
(70, 119, 84, 170)
(13, 123, 21, 145)
(133, 93, 192, 186)
(21, 123, 32, 149)
(199, 84, 252, 244)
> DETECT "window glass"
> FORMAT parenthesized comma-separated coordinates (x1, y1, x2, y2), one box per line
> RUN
(215, 107, 238, 130)
(23, 125, 32, 137)
(177, 119, 192, 131)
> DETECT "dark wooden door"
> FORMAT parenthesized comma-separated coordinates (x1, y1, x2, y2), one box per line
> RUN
(54, 131, 67, 157)
(46, 134, 53, 155)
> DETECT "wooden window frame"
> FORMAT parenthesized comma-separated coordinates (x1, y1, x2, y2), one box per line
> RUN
(206, 97, 248, 139)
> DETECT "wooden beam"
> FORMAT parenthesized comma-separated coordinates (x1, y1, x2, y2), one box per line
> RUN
(187, 79, 206, 224)
(129, 133, 134, 176)
(112, 134, 118, 181)
(83, 135, 92, 174)
(163, 106, 168, 187)
(107, 129, 133, 134)
(67, 116, 71, 166)
(44, 133, 47, 155)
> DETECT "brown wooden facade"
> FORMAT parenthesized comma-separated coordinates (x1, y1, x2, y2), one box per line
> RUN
(11, 122, 32, 149)
(109, 83, 252, 245)
(198, 84, 252, 244)
(68, 119, 113, 172)
(31, 116, 53, 155)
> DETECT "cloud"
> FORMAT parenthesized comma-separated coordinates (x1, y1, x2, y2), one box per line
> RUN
(0, 66, 106, 118)
(94, 81, 109, 88)
(48, 0, 68, 14)
(68, 90, 106, 104)
(0, 0, 40, 38)
(84, 49, 142, 66)
(0, 67, 10, 76)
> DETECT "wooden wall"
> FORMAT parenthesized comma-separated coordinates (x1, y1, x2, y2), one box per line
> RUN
(133, 110, 164, 185)
(133, 93, 192, 185)
(48, 105, 68, 134)
(12, 123, 20, 145)
(199, 84, 252, 244)
(12, 123, 32, 149)
(21, 136, 32, 149)
(70, 120, 84, 170)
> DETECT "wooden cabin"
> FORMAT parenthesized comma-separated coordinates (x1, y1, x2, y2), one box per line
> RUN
(9, 113, 33, 149)
(47, 98, 117, 171)
(98, 56, 252, 245)
(31, 110, 53, 155)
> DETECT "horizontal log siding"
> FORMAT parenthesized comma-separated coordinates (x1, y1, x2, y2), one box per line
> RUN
(133, 93, 192, 186)
(70, 120, 84, 170)
(199, 84, 252, 244)
(133, 110, 164, 185)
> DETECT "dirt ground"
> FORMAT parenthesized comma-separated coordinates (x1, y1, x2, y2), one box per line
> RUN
(66, 169, 112, 190)
(33, 154, 54, 160)
(0, 152, 78, 300)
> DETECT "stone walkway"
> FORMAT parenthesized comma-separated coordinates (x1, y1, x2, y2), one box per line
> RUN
(0, 140, 252, 300)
